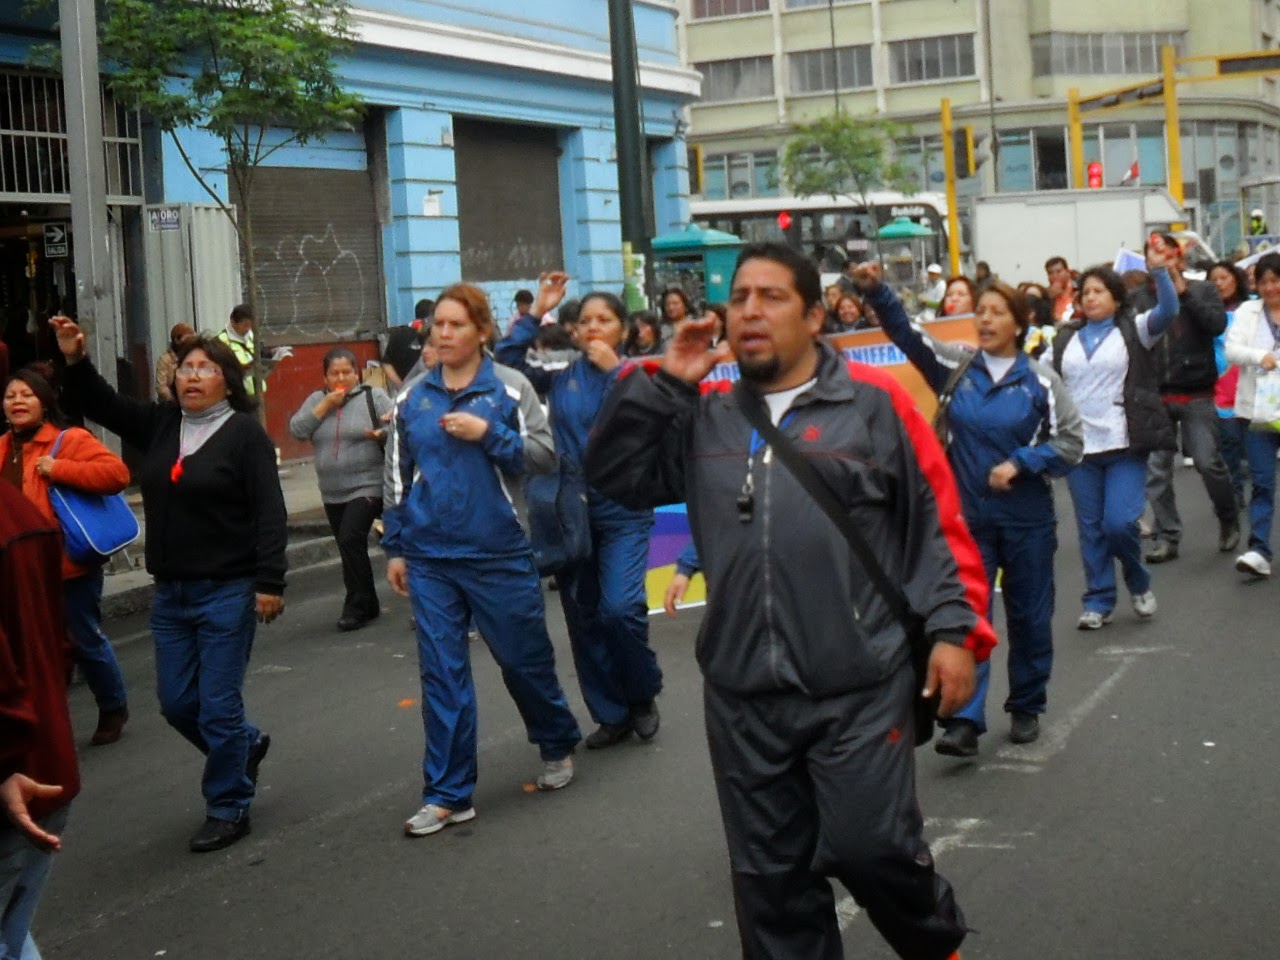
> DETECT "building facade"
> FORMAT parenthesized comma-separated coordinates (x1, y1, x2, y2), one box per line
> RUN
(680, 0, 1280, 258)
(0, 1, 697, 455)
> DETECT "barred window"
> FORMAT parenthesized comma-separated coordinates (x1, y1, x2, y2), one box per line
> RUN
(692, 0, 770, 19)
(695, 56, 775, 102)
(1030, 32, 1186, 77)
(788, 46, 874, 94)
(889, 34, 976, 84)
(700, 151, 779, 200)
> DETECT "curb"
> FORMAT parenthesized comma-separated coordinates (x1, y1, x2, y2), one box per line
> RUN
(101, 534, 352, 621)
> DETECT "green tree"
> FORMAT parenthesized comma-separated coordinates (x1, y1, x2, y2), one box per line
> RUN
(779, 114, 916, 258)
(98, 0, 363, 403)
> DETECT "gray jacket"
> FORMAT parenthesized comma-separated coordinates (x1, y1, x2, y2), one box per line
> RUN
(289, 385, 394, 503)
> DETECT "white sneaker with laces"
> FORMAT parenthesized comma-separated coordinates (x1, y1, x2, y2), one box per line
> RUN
(1132, 590, 1157, 619)
(403, 803, 476, 837)
(535, 757, 574, 791)
(1076, 610, 1112, 631)
(1236, 550, 1271, 577)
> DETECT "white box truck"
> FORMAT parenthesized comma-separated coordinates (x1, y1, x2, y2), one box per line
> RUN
(972, 188, 1216, 284)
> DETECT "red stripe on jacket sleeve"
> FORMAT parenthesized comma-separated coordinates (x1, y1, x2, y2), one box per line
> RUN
(845, 360, 998, 662)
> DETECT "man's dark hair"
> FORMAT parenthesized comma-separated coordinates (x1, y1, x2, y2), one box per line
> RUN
(1044, 256, 1068, 273)
(514, 289, 535, 307)
(534, 324, 574, 352)
(5, 364, 67, 428)
(557, 298, 581, 327)
(174, 336, 257, 412)
(414, 298, 434, 321)
(1078, 265, 1130, 316)
(230, 303, 253, 323)
(732, 242, 823, 312)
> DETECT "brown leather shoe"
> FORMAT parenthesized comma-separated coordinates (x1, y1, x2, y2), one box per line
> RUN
(91, 706, 129, 746)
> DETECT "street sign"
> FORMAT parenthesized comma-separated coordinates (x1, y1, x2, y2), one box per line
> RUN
(148, 207, 181, 232)
(43, 222, 68, 258)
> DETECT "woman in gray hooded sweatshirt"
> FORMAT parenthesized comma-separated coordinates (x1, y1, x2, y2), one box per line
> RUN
(290, 348, 394, 631)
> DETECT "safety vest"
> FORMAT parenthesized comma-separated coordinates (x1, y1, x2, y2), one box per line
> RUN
(216, 327, 263, 395)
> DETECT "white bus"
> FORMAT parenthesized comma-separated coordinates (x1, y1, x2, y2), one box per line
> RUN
(689, 191, 951, 275)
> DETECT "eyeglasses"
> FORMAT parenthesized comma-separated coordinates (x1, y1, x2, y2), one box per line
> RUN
(176, 364, 223, 380)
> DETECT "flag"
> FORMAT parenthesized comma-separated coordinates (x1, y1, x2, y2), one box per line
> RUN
(1120, 160, 1140, 186)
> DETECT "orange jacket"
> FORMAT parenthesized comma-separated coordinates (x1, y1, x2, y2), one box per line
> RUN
(0, 422, 131, 579)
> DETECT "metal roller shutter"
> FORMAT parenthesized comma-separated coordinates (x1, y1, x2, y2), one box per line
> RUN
(234, 167, 383, 342)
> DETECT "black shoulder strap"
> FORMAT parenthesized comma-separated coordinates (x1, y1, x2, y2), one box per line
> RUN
(733, 383, 916, 632)
(931, 350, 976, 445)
(362, 385, 377, 426)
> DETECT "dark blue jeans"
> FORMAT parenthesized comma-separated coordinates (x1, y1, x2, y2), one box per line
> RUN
(1218, 415, 1249, 507)
(407, 554, 581, 810)
(1244, 429, 1280, 560)
(63, 567, 128, 712)
(1066, 451, 1152, 614)
(151, 578, 261, 823)
(558, 514, 662, 727)
(951, 520, 1057, 732)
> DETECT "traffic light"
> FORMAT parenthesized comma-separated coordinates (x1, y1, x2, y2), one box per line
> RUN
(951, 126, 976, 179)
(1217, 50, 1280, 76)
(1088, 161, 1103, 189)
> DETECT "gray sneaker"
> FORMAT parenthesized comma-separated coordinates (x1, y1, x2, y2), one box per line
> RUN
(403, 803, 476, 837)
(535, 757, 574, 791)
(1131, 590, 1157, 619)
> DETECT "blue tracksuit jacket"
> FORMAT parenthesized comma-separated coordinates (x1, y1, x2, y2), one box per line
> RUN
(382, 357, 555, 560)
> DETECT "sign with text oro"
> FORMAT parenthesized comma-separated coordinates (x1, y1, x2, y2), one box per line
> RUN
(43, 223, 68, 258)
(148, 207, 181, 232)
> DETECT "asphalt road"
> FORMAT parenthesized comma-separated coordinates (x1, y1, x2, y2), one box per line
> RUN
(36, 470, 1280, 959)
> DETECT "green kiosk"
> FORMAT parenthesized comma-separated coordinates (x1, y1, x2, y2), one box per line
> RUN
(651, 223, 742, 308)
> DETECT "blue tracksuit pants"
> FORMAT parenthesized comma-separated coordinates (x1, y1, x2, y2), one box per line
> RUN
(558, 514, 662, 727)
(1065, 451, 1152, 614)
(407, 554, 581, 810)
(949, 520, 1057, 732)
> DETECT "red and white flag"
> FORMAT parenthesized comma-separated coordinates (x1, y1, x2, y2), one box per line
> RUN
(1120, 161, 1140, 185)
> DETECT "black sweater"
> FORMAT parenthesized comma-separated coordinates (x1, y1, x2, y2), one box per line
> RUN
(62, 361, 288, 594)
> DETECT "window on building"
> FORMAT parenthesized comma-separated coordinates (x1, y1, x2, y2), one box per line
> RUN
(889, 34, 976, 84)
(696, 56, 775, 102)
(692, 0, 770, 19)
(788, 46, 874, 94)
(699, 150, 780, 200)
(1030, 32, 1187, 77)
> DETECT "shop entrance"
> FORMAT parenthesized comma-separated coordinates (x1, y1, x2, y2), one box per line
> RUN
(0, 204, 77, 370)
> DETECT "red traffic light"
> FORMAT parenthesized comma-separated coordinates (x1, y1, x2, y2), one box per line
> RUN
(1087, 161, 1103, 189)
(777, 210, 792, 231)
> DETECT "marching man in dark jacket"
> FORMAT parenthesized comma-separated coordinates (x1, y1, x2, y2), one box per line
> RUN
(1137, 233, 1238, 562)
(585, 242, 996, 960)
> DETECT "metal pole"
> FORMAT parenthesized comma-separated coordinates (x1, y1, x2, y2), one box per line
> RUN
(983, 0, 999, 190)
(941, 98, 962, 276)
(1068, 87, 1085, 188)
(607, 0, 653, 298)
(59, 0, 117, 373)
(1162, 44, 1185, 208)
(828, 0, 840, 116)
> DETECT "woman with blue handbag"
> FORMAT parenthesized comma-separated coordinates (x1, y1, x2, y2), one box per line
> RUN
(1, 365, 132, 746)
(496, 274, 663, 749)
(51, 321, 286, 854)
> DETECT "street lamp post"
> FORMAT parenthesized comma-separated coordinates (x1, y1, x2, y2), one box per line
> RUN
(983, 0, 999, 191)
(606, 0, 655, 302)
(828, 0, 840, 115)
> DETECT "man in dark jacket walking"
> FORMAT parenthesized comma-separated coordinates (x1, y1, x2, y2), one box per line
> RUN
(1138, 234, 1239, 562)
(0, 480, 79, 957)
(586, 242, 995, 960)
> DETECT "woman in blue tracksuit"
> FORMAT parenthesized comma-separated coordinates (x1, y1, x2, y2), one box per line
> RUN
(496, 274, 663, 750)
(384, 282, 581, 838)
(854, 263, 1084, 756)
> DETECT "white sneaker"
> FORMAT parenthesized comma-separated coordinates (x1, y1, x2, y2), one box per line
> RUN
(535, 757, 574, 791)
(1076, 610, 1112, 630)
(1236, 550, 1272, 577)
(403, 803, 476, 837)
(1132, 590, 1157, 619)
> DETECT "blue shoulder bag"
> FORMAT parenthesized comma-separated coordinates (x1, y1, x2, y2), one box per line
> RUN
(47, 431, 141, 566)
(525, 456, 592, 576)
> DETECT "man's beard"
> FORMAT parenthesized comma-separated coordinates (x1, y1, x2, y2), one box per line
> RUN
(738, 355, 780, 384)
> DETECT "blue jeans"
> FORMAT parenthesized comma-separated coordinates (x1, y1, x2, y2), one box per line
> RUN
(950, 520, 1057, 732)
(0, 807, 68, 960)
(1218, 415, 1249, 507)
(63, 568, 128, 712)
(558, 514, 662, 727)
(407, 554, 581, 810)
(151, 578, 261, 822)
(1244, 429, 1280, 559)
(1066, 452, 1152, 614)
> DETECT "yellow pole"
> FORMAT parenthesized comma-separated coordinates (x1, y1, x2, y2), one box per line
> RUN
(1163, 44, 1184, 208)
(1068, 87, 1085, 189)
(941, 98, 962, 277)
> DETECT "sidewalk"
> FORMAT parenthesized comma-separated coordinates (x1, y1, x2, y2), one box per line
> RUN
(102, 459, 346, 620)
